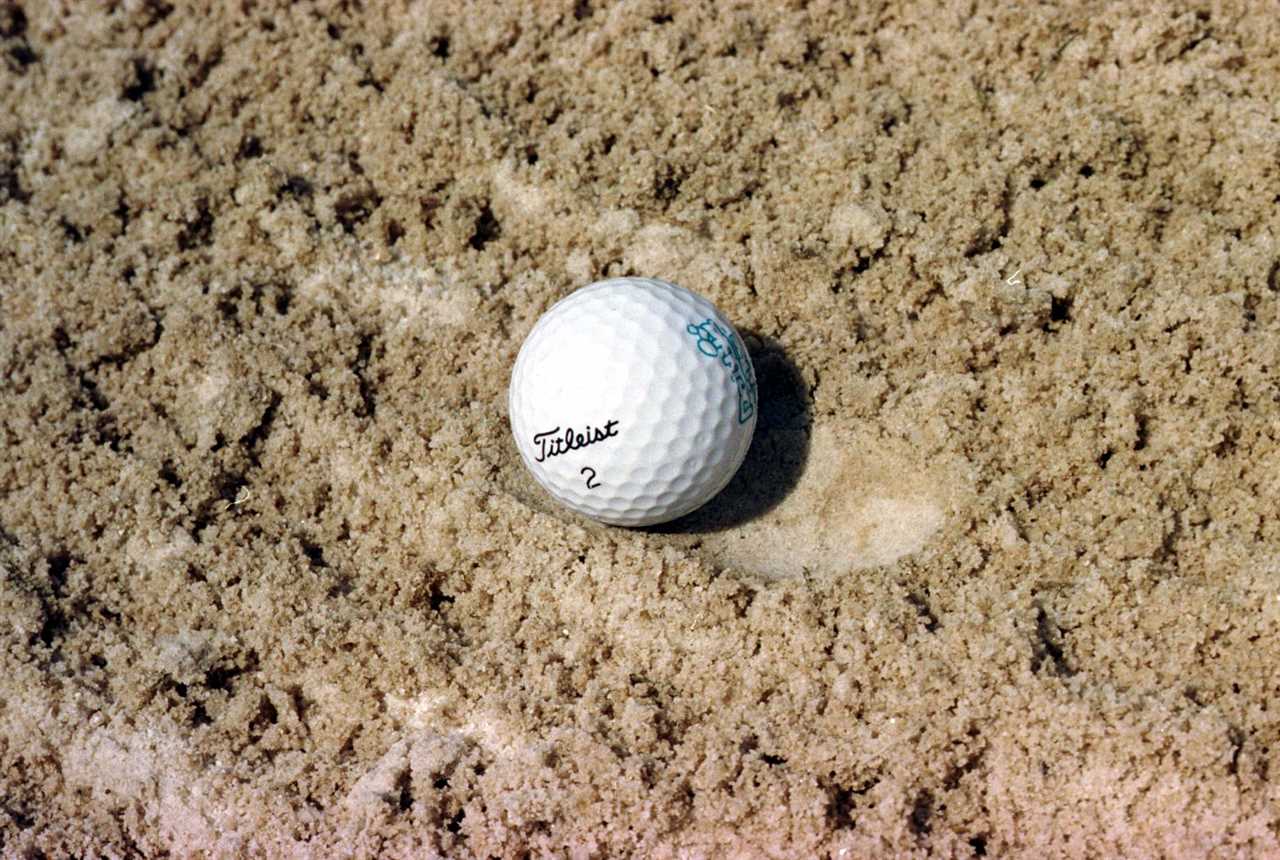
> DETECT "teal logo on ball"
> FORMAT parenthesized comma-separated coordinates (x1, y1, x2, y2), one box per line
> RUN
(685, 318, 757, 424)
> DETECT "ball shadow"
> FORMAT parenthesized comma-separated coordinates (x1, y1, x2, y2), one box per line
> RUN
(648, 331, 812, 534)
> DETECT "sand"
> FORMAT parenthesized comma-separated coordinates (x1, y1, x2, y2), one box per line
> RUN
(2, 0, 1278, 856)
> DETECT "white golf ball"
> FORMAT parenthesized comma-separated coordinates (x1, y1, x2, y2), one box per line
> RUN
(509, 277, 759, 527)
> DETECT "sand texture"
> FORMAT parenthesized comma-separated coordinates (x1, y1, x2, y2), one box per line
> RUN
(2, 0, 1279, 856)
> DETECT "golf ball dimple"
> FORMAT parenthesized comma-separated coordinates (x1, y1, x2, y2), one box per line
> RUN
(509, 277, 758, 527)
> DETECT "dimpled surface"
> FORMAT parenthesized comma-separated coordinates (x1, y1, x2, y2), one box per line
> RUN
(509, 277, 758, 526)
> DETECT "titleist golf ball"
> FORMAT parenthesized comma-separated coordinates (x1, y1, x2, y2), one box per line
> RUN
(509, 277, 758, 527)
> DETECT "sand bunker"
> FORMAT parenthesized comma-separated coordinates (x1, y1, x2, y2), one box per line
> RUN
(2, 1, 1279, 857)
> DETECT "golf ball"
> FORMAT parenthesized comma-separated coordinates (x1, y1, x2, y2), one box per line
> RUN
(509, 277, 758, 527)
